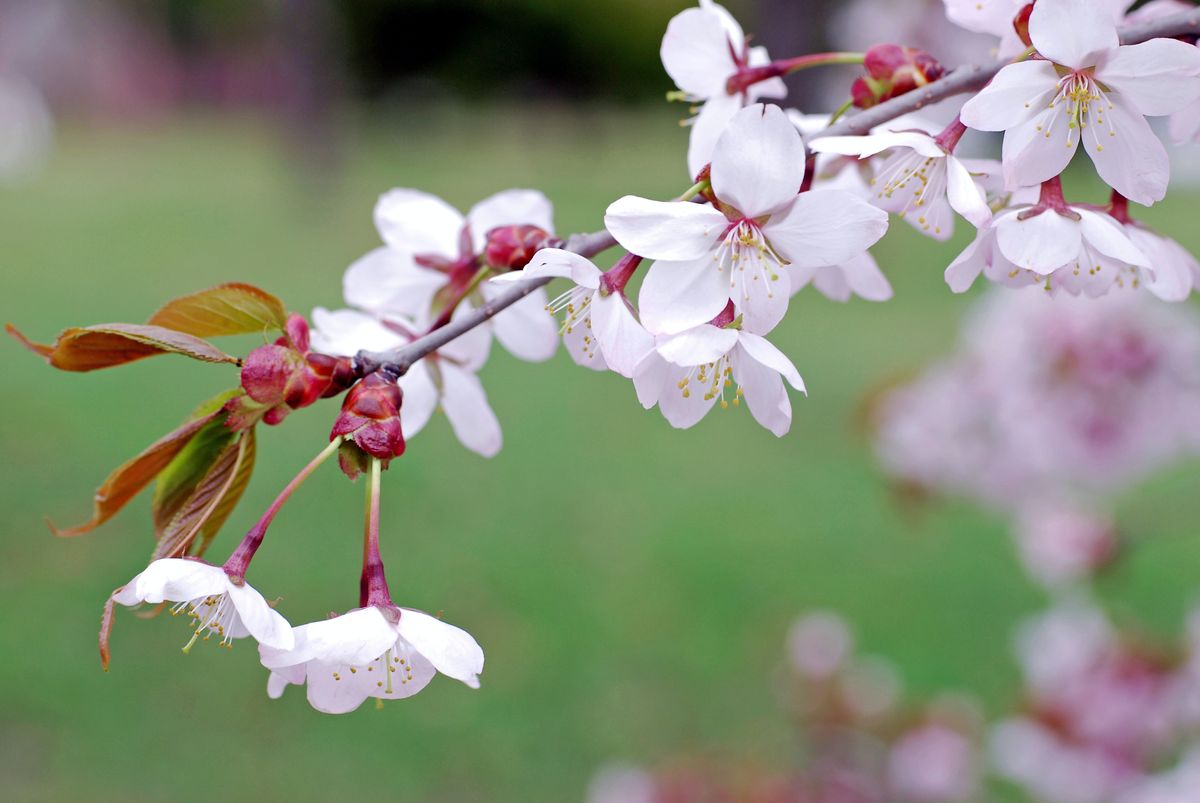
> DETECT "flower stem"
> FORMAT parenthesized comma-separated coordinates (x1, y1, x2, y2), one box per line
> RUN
(223, 436, 343, 578)
(933, 116, 968, 153)
(727, 52, 864, 95)
(427, 265, 492, 334)
(360, 458, 392, 608)
(599, 254, 644, 296)
(676, 179, 710, 202)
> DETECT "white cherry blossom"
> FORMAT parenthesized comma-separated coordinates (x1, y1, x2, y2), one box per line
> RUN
(345, 188, 558, 362)
(311, 306, 502, 458)
(490, 248, 653, 377)
(660, 0, 787, 176)
(810, 125, 992, 241)
(945, 197, 1150, 296)
(113, 558, 294, 652)
(606, 103, 888, 335)
(632, 315, 806, 436)
(959, 0, 1200, 205)
(260, 605, 484, 714)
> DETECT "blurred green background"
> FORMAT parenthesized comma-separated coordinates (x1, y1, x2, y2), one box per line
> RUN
(3, 1, 1200, 802)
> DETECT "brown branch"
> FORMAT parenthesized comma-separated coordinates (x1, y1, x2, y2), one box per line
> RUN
(353, 7, 1200, 379)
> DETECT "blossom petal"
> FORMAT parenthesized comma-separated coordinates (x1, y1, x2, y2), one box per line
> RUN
(945, 0, 1025, 36)
(465, 189, 555, 254)
(1128, 225, 1198, 301)
(344, 247, 444, 319)
(1077, 210, 1148, 266)
(839, 252, 893, 302)
(1098, 39, 1200, 116)
(945, 156, 993, 228)
(732, 345, 791, 436)
(1080, 96, 1170, 205)
(746, 46, 787, 100)
(1029, 0, 1118, 69)
(765, 190, 889, 269)
(730, 251, 792, 335)
(656, 364, 719, 429)
(591, 293, 654, 378)
(226, 580, 294, 650)
(960, 61, 1059, 131)
(655, 326, 738, 367)
(687, 92, 743, 178)
(604, 196, 727, 262)
(810, 132, 943, 160)
(1002, 107, 1079, 191)
(945, 227, 994, 293)
(127, 559, 227, 604)
(309, 307, 407, 357)
(396, 609, 485, 689)
(711, 103, 807, 217)
(485, 285, 558, 362)
(500, 248, 602, 288)
(398, 360, 439, 438)
(632, 351, 670, 409)
(304, 663, 376, 714)
(267, 666, 303, 699)
(660, 6, 738, 99)
(260, 607, 396, 670)
(637, 256, 730, 336)
(737, 332, 805, 392)
(374, 189, 464, 257)
(439, 363, 502, 458)
(996, 211, 1082, 272)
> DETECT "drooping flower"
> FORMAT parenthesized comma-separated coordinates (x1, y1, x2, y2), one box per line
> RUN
(606, 103, 888, 335)
(959, 0, 1200, 205)
(810, 120, 992, 241)
(260, 604, 484, 714)
(631, 306, 806, 436)
(310, 306, 502, 458)
(344, 188, 559, 362)
(944, 182, 1150, 296)
(660, 0, 788, 177)
(112, 558, 294, 652)
(490, 248, 653, 377)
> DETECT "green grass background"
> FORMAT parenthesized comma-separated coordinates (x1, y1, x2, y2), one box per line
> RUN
(2, 107, 1199, 801)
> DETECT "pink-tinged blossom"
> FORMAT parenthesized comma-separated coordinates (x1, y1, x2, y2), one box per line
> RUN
(606, 103, 888, 335)
(344, 188, 558, 362)
(632, 316, 806, 436)
(1122, 220, 1200, 302)
(260, 604, 483, 714)
(888, 722, 980, 802)
(113, 558, 294, 652)
(1014, 502, 1118, 588)
(660, 0, 787, 177)
(787, 611, 854, 680)
(310, 307, 502, 458)
(0, 74, 52, 183)
(944, 194, 1150, 297)
(811, 125, 992, 241)
(942, 0, 1031, 58)
(489, 249, 653, 378)
(959, 0, 1200, 205)
(874, 287, 1200, 513)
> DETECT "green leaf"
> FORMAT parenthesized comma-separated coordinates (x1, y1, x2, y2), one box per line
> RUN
(147, 283, 288, 338)
(152, 428, 254, 560)
(7, 322, 237, 372)
(151, 417, 238, 535)
(190, 427, 256, 558)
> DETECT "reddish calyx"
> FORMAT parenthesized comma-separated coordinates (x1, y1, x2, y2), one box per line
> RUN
(852, 45, 946, 110)
(331, 373, 406, 479)
(484, 224, 562, 272)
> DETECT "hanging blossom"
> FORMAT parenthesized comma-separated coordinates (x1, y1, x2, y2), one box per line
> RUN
(261, 458, 484, 714)
(261, 605, 484, 714)
(310, 306, 502, 458)
(112, 559, 294, 653)
(959, 0, 1200, 205)
(606, 103, 888, 336)
(489, 249, 653, 377)
(660, 0, 788, 177)
(632, 302, 806, 436)
(1107, 193, 1200, 303)
(810, 118, 992, 242)
(945, 179, 1151, 297)
(343, 187, 559, 362)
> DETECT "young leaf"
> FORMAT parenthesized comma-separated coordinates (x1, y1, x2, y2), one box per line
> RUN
(152, 429, 253, 560)
(190, 426, 256, 558)
(152, 417, 239, 534)
(147, 283, 289, 338)
(6, 322, 237, 372)
(50, 410, 223, 537)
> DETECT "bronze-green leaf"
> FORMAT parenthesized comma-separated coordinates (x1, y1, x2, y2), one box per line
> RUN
(50, 410, 224, 537)
(152, 429, 254, 560)
(7, 322, 237, 372)
(190, 427, 256, 558)
(147, 283, 288, 338)
(152, 417, 239, 534)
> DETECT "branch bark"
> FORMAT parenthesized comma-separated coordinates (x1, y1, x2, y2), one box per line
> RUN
(353, 7, 1200, 380)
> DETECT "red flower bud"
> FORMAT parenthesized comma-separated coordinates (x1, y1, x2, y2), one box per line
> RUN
(483, 225, 562, 272)
(853, 45, 946, 109)
(330, 373, 406, 466)
(238, 314, 355, 426)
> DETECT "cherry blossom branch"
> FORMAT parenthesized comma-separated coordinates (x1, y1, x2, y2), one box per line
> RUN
(351, 6, 1200, 381)
(816, 6, 1200, 139)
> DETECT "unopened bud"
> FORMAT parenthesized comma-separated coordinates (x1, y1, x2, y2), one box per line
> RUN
(239, 314, 355, 426)
(852, 45, 945, 110)
(483, 225, 562, 272)
(330, 373, 406, 476)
